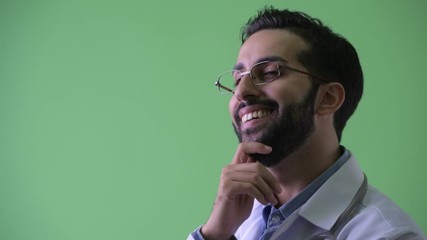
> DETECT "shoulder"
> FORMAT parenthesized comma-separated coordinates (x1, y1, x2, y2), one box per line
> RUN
(339, 185, 426, 239)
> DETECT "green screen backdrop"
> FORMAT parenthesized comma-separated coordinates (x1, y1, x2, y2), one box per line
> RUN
(1, 1, 426, 239)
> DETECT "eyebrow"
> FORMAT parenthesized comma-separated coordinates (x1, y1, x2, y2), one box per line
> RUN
(233, 56, 289, 71)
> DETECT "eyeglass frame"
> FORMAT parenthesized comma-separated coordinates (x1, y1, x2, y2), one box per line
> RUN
(214, 59, 331, 94)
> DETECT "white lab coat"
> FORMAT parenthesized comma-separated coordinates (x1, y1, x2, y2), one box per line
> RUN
(188, 154, 426, 239)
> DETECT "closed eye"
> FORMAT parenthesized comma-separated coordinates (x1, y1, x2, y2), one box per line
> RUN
(261, 69, 280, 82)
(264, 70, 279, 76)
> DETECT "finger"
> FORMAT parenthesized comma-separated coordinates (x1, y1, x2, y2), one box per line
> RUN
(232, 142, 272, 164)
(229, 172, 279, 205)
(226, 162, 282, 195)
(234, 181, 272, 205)
(220, 178, 270, 205)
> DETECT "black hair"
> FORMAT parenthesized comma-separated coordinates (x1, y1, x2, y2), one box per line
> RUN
(241, 7, 364, 141)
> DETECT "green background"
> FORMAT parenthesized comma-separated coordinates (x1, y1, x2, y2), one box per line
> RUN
(1, 0, 426, 239)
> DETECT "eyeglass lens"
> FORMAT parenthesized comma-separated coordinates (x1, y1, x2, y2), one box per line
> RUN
(217, 61, 280, 94)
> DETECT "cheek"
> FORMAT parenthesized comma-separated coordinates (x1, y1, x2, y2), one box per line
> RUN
(229, 97, 238, 120)
(266, 79, 312, 104)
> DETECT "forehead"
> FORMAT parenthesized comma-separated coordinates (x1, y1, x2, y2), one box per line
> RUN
(236, 29, 309, 69)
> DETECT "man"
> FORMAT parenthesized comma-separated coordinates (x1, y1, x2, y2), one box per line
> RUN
(188, 7, 425, 240)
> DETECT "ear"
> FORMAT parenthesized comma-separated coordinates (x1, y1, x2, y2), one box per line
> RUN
(315, 83, 345, 116)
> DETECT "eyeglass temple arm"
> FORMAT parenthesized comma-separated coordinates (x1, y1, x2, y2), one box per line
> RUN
(215, 80, 234, 93)
(284, 65, 330, 83)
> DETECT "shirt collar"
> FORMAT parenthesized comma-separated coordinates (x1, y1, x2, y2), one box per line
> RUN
(262, 147, 351, 225)
(298, 152, 365, 230)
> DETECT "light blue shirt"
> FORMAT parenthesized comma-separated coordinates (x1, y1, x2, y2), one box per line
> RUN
(188, 149, 426, 240)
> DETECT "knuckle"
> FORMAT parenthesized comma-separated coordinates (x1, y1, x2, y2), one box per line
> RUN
(249, 173, 261, 183)
(246, 184, 258, 195)
(221, 165, 232, 175)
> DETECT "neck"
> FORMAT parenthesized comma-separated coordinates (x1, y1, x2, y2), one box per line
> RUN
(267, 135, 341, 205)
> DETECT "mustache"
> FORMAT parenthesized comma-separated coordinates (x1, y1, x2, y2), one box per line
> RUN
(234, 98, 279, 123)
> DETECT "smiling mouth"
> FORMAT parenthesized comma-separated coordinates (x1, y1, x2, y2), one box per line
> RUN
(242, 110, 273, 124)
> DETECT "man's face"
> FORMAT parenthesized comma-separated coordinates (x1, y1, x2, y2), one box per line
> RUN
(229, 29, 318, 167)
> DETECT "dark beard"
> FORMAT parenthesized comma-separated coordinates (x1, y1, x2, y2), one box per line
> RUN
(232, 84, 318, 167)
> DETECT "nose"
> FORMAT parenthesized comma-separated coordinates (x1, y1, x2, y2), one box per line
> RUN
(233, 74, 262, 101)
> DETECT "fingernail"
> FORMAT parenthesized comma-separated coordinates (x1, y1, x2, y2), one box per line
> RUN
(272, 198, 278, 206)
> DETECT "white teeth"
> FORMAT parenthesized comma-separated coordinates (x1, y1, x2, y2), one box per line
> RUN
(242, 110, 271, 123)
(242, 114, 248, 122)
(252, 111, 258, 118)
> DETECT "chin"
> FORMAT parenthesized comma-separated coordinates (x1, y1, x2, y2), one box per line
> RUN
(249, 152, 281, 167)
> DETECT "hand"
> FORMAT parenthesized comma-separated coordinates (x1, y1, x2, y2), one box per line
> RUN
(201, 142, 282, 240)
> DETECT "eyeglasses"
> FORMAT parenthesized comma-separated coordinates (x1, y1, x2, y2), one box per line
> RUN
(214, 60, 330, 94)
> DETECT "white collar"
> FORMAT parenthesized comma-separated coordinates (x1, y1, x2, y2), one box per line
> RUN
(298, 154, 365, 230)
